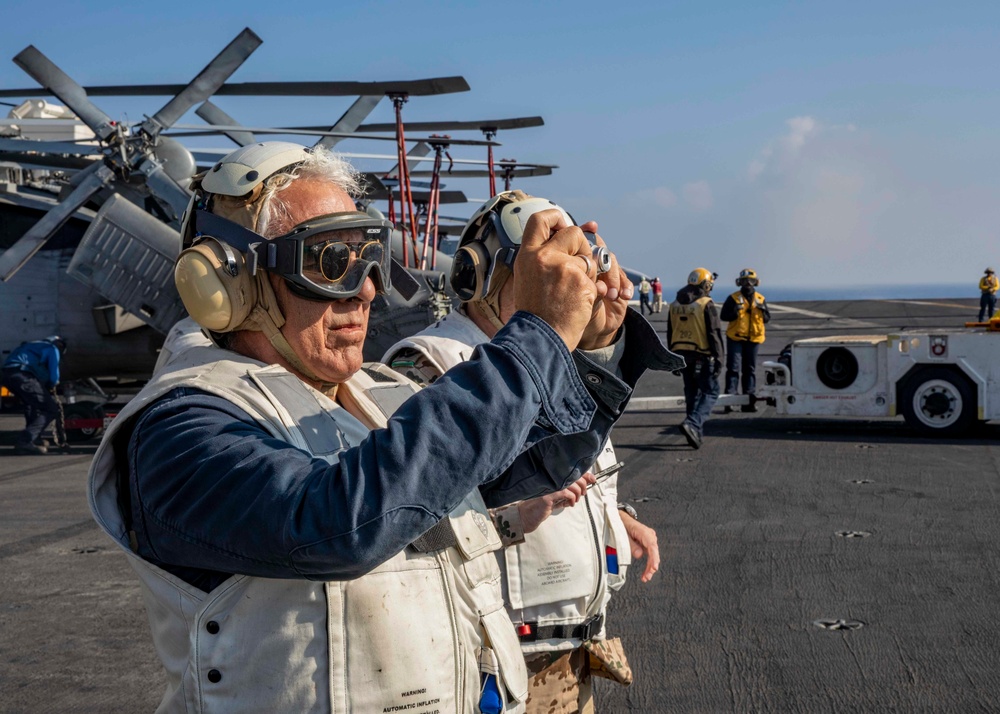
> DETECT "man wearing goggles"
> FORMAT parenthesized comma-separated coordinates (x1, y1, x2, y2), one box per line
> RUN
(90, 142, 664, 712)
(190, 207, 395, 302)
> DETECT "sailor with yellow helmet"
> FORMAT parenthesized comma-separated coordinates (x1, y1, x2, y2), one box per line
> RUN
(667, 268, 725, 448)
(978, 267, 999, 322)
(719, 268, 771, 411)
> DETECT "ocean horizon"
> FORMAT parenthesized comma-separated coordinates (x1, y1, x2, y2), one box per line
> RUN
(645, 282, 974, 303)
(752, 283, 972, 302)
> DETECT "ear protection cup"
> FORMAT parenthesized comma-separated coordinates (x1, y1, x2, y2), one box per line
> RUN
(449, 241, 491, 303)
(174, 239, 258, 332)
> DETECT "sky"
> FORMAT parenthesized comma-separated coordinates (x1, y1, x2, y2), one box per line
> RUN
(4, 0, 1000, 291)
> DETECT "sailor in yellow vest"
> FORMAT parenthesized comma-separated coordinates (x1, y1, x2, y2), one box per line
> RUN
(719, 268, 771, 411)
(87, 143, 661, 713)
(978, 267, 998, 322)
(383, 191, 679, 713)
(667, 268, 725, 448)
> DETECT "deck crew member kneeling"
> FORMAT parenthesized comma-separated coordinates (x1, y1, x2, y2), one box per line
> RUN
(88, 143, 658, 713)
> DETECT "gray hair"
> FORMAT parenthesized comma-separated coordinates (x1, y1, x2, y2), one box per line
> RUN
(257, 147, 365, 237)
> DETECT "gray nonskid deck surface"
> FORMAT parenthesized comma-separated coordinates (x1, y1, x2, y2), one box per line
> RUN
(1, 297, 996, 712)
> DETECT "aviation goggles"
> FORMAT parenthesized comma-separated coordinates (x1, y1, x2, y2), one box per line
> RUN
(194, 209, 393, 300)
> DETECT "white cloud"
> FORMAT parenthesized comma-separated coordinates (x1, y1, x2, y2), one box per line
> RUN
(624, 186, 677, 209)
(601, 115, 1000, 288)
(748, 115, 820, 180)
(682, 180, 713, 211)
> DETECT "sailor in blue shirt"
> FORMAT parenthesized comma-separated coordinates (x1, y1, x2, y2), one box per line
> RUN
(2, 335, 66, 455)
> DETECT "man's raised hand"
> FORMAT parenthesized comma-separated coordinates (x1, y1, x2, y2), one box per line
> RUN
(513, 209, 604, 351)
(577, 221, 633, 351)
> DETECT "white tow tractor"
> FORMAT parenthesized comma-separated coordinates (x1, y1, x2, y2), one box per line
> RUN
(758, 322, 1000, 435)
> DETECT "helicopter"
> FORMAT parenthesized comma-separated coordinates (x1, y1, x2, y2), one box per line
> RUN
(0, 28, 558, 436)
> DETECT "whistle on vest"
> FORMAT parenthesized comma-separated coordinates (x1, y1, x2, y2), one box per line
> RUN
(479, 674, 503, 714)
(478, 646, 504, 714)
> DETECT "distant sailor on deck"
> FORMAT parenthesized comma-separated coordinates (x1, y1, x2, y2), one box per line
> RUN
(978, 267, 998, 322)
(638, 276, 653, 315)
(651, 276, 664, 313)
(720, 268, 770, 411)
(668, 268, 725, 449)
(1, 336, 66, 455)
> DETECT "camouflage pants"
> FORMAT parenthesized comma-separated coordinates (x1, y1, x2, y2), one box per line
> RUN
(524, 638, 632, 714)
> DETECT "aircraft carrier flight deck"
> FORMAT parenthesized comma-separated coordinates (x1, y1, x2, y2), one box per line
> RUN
(1, 296, 997, 713)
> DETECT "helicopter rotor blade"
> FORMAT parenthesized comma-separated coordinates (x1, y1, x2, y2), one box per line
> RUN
(353, 116, 544, 133)
(142, 28, 263, 136)
(12, 46, 117, 141)
(408, 167, 553, 179)
(367, 186, 468, 204)
(351, 151, 558, 170)
(358, 172, 387, 196)
(165, 126, 499, 145)
(385, 142, 431, 179)
(0, 136, 102, 156)
(190, 148, 557, 170)
(0, 148, 96, 170)
(140, 160, 193, 222)
(314, 95, 382, 150)
(195, 101, 257, 146)
(0, 77, 471, 99)
(0, 163, 114, 281)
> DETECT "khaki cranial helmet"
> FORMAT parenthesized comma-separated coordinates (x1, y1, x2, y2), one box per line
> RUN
(183, 141, 313, 243)
(737, 268, 759, 287)
(451, 190, 574, 330)
(687, 267, 715, 292)
(174, 142, 333, 385)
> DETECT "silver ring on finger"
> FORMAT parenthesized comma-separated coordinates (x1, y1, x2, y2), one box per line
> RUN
(579, 255, 592, 274)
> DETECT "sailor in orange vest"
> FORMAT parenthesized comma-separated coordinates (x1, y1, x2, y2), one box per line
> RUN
(719, 268, 770, 412)
(978, 267, 998, 322)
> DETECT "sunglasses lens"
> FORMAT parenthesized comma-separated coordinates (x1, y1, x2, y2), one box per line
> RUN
(359, 241, 384, 265)
(319, 242, 351, 282)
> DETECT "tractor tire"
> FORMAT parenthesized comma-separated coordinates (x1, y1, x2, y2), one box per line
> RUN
(899, 367, 976, 436)
(63, 402, 106, 442)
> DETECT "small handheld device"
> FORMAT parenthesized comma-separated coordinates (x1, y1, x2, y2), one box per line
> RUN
(582, 232, 612, 274)
(553, 460, 625, 508)
(588, 460, 625, 488)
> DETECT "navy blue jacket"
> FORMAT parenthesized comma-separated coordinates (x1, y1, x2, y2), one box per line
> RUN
(3, 341, 60, 388)
(122, 310, 675, 591)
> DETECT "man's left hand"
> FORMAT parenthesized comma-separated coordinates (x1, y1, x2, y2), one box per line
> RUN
(618, 510, 660, 583)
(577, 221, 633, 350)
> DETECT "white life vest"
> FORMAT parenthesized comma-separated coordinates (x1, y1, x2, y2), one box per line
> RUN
(88, 344, 527, 713)
(385, 311, 632, 654)
(152, 316, 212, 375)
